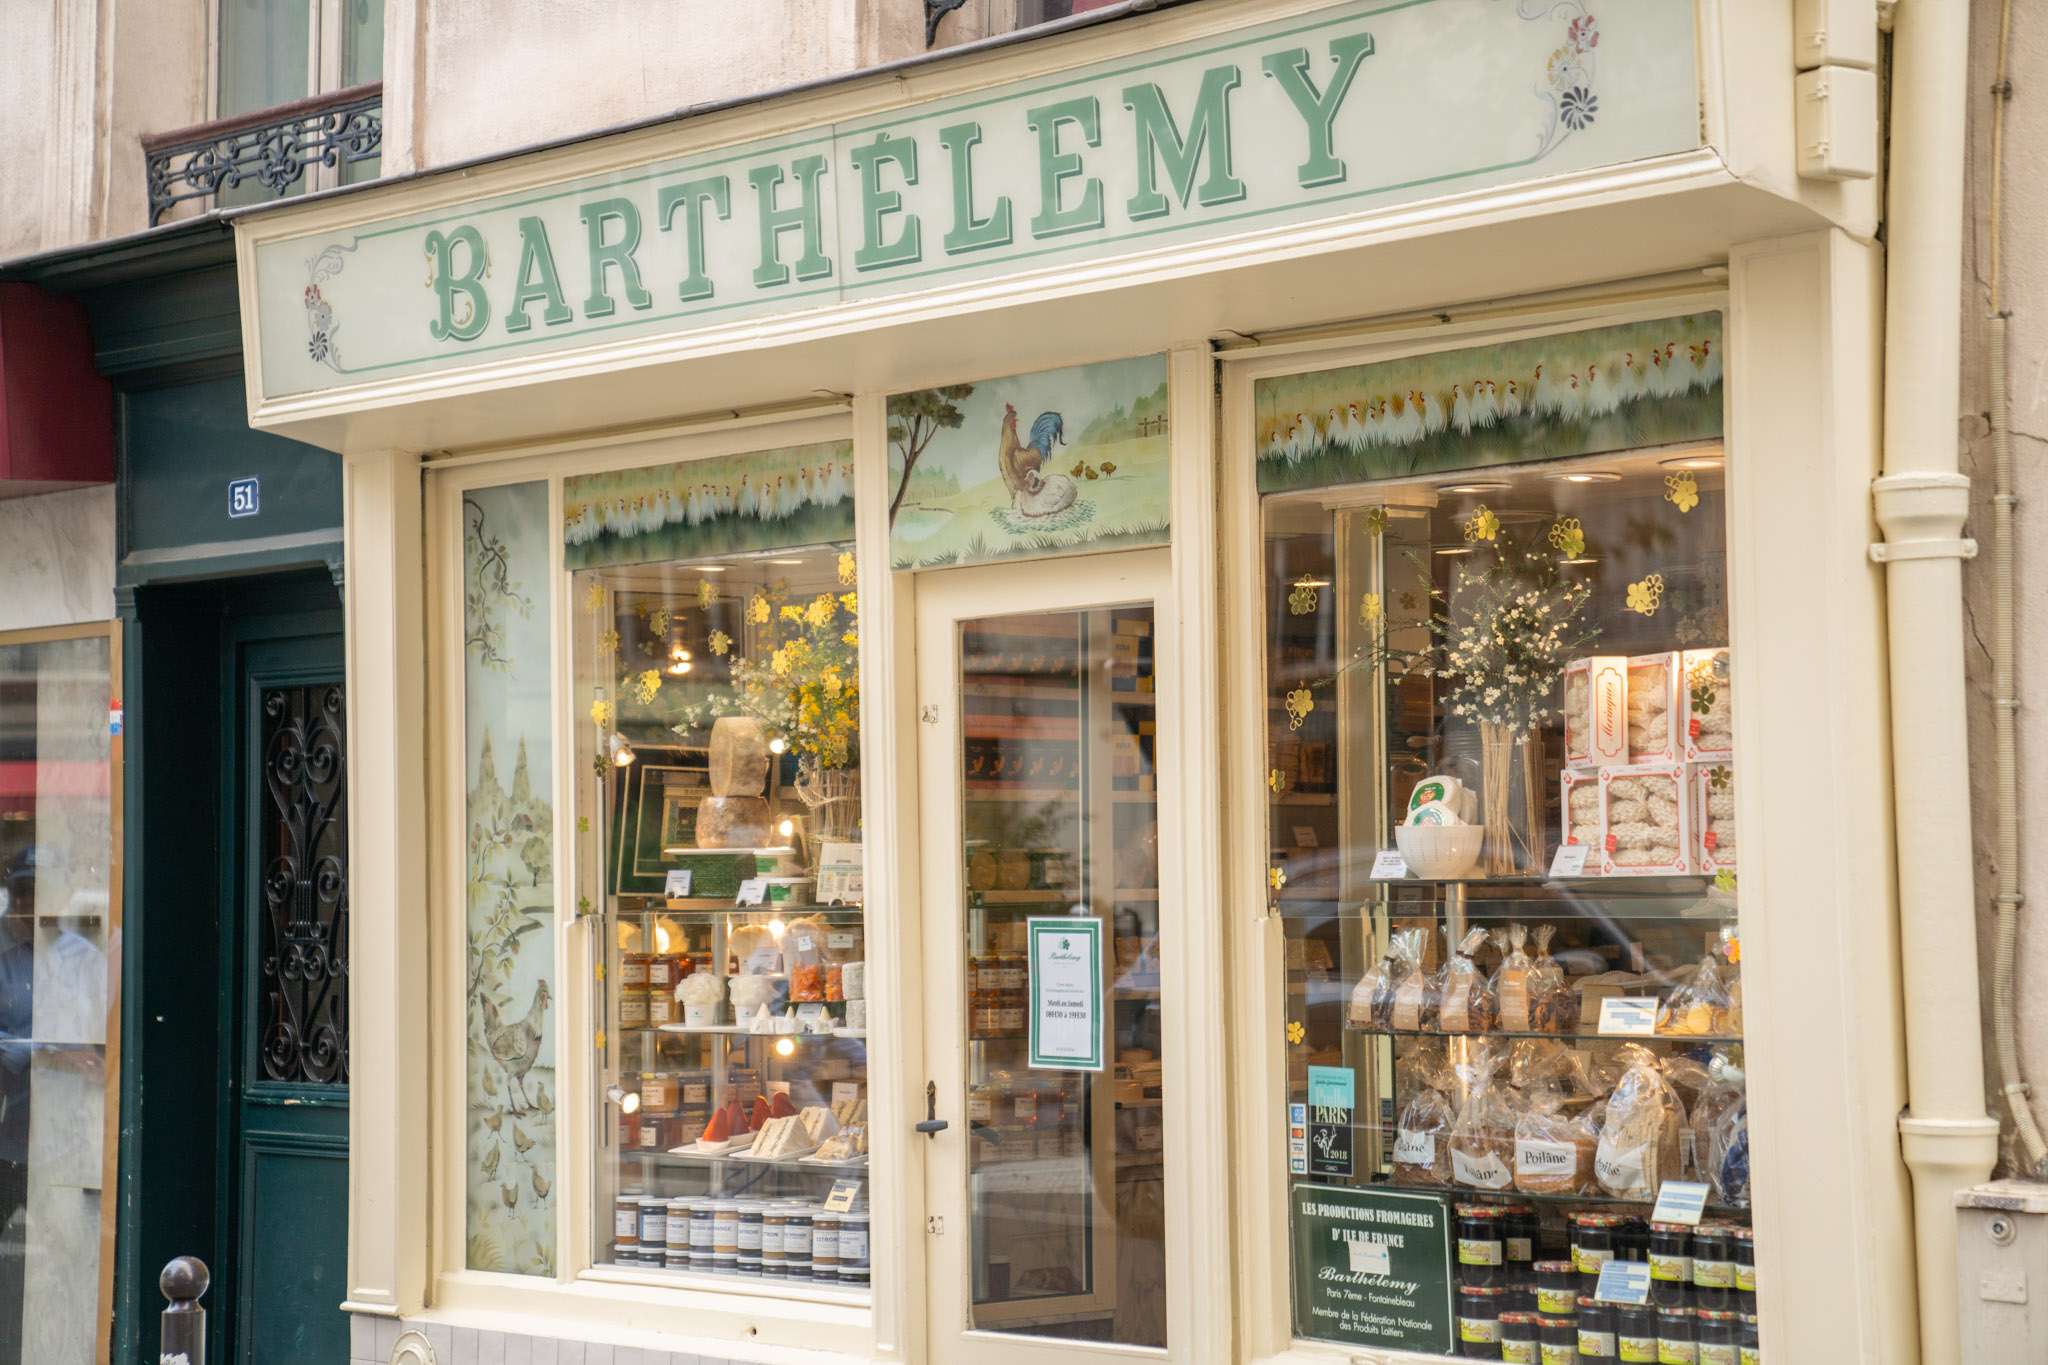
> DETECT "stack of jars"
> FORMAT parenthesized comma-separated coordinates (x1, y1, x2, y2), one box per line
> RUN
(609, 1194, 870, 1286)
(967, 953, 1027, 1039)
(1451, 1203, 1540, 1357)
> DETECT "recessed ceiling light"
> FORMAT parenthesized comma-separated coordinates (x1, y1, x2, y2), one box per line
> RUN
(1434, 546, 1475, 556)
(1659, 453, 1725, 471)
(696, 565, 727, 574)
(1544, 471, 1623, 484)
(1298, 578, 1332, 588)
(1561, 556, 1600, 566)
(767, 558, 805, 566)
(1440, 481, 1511, 495)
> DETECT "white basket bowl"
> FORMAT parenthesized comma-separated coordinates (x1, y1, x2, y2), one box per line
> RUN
(1394, 823, 1484, 879)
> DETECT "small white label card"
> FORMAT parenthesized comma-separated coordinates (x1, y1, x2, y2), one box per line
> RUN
(824, 1179, 863, 1212)
(1651, 1181, 1712, 1226)
(1293, 825, 1320, 849)
(1597, 996, 1660, 1036)
(832, 1081, 861, 1108)
(1549, 843, 1590, 878)
(1346, 1238, 1392, 1276)
(735, 877, 768, 906)
(1595, 1259, 1652, 1305)
(664, 869, 694, 898)
(1370, 849, 1409, 880)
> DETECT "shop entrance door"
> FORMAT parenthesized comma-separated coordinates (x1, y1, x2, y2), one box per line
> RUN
(916, 550, 1179, 1362)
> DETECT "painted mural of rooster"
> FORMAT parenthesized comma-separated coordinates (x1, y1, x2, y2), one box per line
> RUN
(997, 402, 1079, 518)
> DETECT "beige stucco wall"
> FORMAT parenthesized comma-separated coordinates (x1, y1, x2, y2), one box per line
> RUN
(1962, 0, 2048, 1177)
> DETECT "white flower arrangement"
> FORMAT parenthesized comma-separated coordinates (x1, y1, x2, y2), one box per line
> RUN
(1423, 541, 1595, 736)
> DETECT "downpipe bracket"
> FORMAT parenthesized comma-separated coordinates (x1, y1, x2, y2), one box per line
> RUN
(1871, 471, 1977, 562)
(1871, 537, 1979, 563)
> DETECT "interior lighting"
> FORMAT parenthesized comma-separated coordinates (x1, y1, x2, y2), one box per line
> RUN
(777, 817, 796, 839)
(605, 1085, 642, 1115)
(1544, 470, 1622, 484)
(767, 918, 787, 939)
(768, 736, 788, 755)
(608, 733, 637, 767)
(1433, 545, 1475, 556)
(773, 1037, 797, 1058)
(1440, 481, 1511, 495)
(1659, 453, 1726, 471)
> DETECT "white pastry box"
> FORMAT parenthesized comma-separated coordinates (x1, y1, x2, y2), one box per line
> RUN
(1681, 647, 1735, 761)
(1693, 761, 1736, 874)
(1562, 656, 1629, 770)
(1561, 768, 1605, 865)
(1626, 652, 1683, 764)
(1599, 762, 1695, 876)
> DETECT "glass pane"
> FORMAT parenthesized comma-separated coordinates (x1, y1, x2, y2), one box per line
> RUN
(959, 605, 1165, 1348)
(575, 521, 869, 1292)
(217, 0, 310, 118)
(341, 0, 384, 86)
(0, 633, 115, 1365)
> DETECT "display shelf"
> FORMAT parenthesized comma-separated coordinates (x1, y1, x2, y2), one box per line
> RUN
(624, 1148, 870, 1174)
(971, 889, 1075, 905)
(964, 783, 1078, 801)
(1348, 1025, 1741, 1046)
(1372, 1180, 1749, 1219)
(644, 903, 867, 921)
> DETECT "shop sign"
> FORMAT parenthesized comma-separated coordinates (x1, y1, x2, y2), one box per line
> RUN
(1289, 1183, 1453, 1354)
(1027, 916, 1103, 1070)
(248, 0, 1700, 401)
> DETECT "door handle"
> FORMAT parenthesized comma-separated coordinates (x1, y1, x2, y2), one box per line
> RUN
(915, 1079, 949, 1138)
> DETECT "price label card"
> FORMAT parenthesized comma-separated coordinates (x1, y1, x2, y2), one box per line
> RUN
(828, 932, 856, 950)
(824, 1179, 863, 1213)
(1293, 825, 1319, 849)
(1549, 843, 1590, 878)
(832, 1081, 861, 1108)
(1595, 1259, 1652, 1305)
(1597, 996, 1660, 1036)
(664, 869, 693, 898)
(735, 878, 768, 906)
(1370, 849, 1409, 880)
(1651, 1181, 1712, 1226)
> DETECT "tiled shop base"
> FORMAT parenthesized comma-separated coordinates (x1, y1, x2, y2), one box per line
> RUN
(352, 1314, 747, 1365)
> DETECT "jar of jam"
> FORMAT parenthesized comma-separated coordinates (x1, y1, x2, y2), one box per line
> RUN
(689, 1200, 715, 1270)
(761, 1205, 787, 1275)
(637, 1196, 667, 1249)
(1577, 1296, 1617, 1359)
(619, 952, 651, 989)
(647, 989, 678, 1027)
(711, 1199, 739, 1271)
(784, 1205, 813, 1279)
(1655, 1305, 1697, 1363)
(1573, 1213, 1620, 1277)
(613, 1190, 642, 1246)
(1648, 1222, 1692, 1307)
(1614, 1303, 1657, 1363)
(1695, 1310, 1740, 1365)
(813, 1210, 840, 1282)
(1539, 1312, 1577, 1365)
(1534, 1261, 1577, 1316)
(1730, 1227, 1756, 1301)
(641, 1072, 677, 1114)
(1690, 1224, 1735, 1310)
(1455, 1284, 1507, 1357)
(1738, 1313, 1760, 1365)
(840, 1211, 871, 1286)
(618, 987, 650, 1029)
(1456, 1204, 1507, 1287)
(1500, 1311, 1540, 1363)
(1504, 1204, 1541, 1267)
(647, 953, 681, 992)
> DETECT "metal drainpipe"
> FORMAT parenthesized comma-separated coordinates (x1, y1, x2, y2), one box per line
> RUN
(1873, 3, 2003, 1362)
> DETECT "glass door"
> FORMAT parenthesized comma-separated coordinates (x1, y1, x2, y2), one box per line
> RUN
(917, 551, 1174, 1361)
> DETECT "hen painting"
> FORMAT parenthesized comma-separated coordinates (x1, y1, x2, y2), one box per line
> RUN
(997, 402, 1079, 518)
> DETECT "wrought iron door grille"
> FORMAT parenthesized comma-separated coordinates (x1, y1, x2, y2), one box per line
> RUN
(258, 684, 349, 1086)
(142, 82, 382, 225)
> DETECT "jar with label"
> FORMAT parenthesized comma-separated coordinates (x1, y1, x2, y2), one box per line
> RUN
(647, 989, 678, 1027)
(1534, 1261, 1577, 1316)
(1577, 1297, 1616, 1360)
(1455, 1205, 1506, 1288)
(1455, 1284, 1507, 1357)
(641, 1072, 677, 1114)
(737, 1200, 765, 1256)
(1009, 1084, 1039, 1152)
(839, 1210, 871, 1285)
(1694, 1310, 1739, 1365)
(813, 1210, 840, 1282)
(666, 1197, 693, 1253)
(1573, 1213, 1621, 1277)
(712, 1200, 739, 1271)
(611, 1240, 638, 1267)
(1690, 1224, 1735, 1310)
(969, 1081, 1003, 1161)
(1614, 1303, 1657, 1363)
(620, 953, 651, 989)
(1499, 1311, 1540, 1363)
(997, 985, 1026, 1037)
(1539, 1312, 1577, 1365)
(1655, 1305, 1698, 1364)
(761, 1205, 787, 1277)
(648, 953, 681, 992)
(618, 986, 650, 1029)
(1648, 1222, 1693, 1307)
(1730, 1227, 1756, 1301)
(690, 1200, 715, 1270)
(614, 1191, 642, 1247)
(636, 1196, 667, 1250)
(1738, 1313, 1759, 1365)
(1504, 1204, 1540, 1268)
(784, 1204, 814, 1279)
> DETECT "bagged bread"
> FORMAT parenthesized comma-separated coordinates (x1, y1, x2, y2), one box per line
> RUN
(1494, 923, 1535, 1031)
(729, 922, 782, 976)
(1436, 927, 1495, 1034)
(1448, 1050, 1516, 1190)
(1594, 1044, 1685, 1198)
(785, 914, 831, 1002)
(1525, 925, 1571, 1033)
(1514, 1085, 1598, 1195)
(1689, 1050, 1749, 1201)
(1387, 929, 1437, 1031)
(1392, 1086, 1455, 1186)
(1506, 1036, 1576, 1093)
(1350, 932, 1412, 1027)
(1658, 953, 1731, 1036)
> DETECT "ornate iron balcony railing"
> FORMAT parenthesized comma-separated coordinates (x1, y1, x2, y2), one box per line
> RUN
(142, 82, 382, 226)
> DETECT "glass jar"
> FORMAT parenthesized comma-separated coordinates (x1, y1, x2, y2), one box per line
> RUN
(813, 1210, 840, 1282)
(636, 1196, 667, 1250)
(762, 1205, 787, 1275)
(1577, 1297, 1616, 1360)
(1696, 1309, 1740, 1365)
(613, 1191, 641, 1246)
(1539, 1313, 1577, 1365)
(1648, 1222, 1692, 1307)
(737, 1200, 765, 1256)
(1534, 1261, 1577, 1316)
(1739, 1313, 1760, 1365)
(1656, 1306, 1698, 1364)
(1455, 1204, 1506, 1288)
(784, 1205, 814, 1279)
(711, 1199, 739, 1271)
(1731, 1227, 1756, 1300)
(1573, 1213, 1620, 1277)
(840, 1211, 871, 1286)
(1455, 1284, 1507, 1357)
(689, 1200, 715, 1271)
(1690, 1224, 1735, 1310)
(1500, 1310, 1540, 1363)
(1614, 1303, 1657, 1363)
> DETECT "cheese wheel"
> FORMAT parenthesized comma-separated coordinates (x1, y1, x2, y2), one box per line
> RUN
(695, 794, 771, 848)
(708, 717, 771, 797)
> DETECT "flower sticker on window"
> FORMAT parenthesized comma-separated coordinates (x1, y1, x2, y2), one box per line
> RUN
(749, 593, 771, 625)
(1288, 575, 1321, 616)
(1714, 868, 1737, 894)
(597, 628, 620, 655)
(1268, 767, 1291, 795)
(589, 699, 614, 729)
(1359, 592, 1382, 626)
(1547, 516, 1587, 559)
(1269, 865, 1288, 892)
(1284, 687, 1316, 730)
(1286, 1021, 1306, 1046)
(1665, 471, 1700, 514)
(709, 629, 732, 657)
(1626, 573, 1666, 616)
(1463, 505, 1501, 543)
(582, 579, 605, 614)
(628, 669, 663, 705)
(1364, 506, 1389, 537)
(838, 552, 858, 587)
(697, 579, 717, 609)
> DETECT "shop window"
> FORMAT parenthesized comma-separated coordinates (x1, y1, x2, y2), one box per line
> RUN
(927, 0, 1135, 50)
(566, 442, 870, 1291)
(213, 0, 385, 201)
(0, 627, 120, 1365)
(1258, 317, 1754, 1360)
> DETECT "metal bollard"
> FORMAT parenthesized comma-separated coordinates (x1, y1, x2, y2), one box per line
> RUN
(159, 1255, 209, 1364)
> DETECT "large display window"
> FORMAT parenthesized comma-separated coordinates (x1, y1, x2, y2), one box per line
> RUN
(1254, 316, 1758, 1362)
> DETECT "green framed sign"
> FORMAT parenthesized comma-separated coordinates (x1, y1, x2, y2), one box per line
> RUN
(1026, 916, 1103, 1071)
(1289, 1182, 1454, 1354)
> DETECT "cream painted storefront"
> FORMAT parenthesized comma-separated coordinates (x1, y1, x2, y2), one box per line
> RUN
(231, 4, 1962, 1364)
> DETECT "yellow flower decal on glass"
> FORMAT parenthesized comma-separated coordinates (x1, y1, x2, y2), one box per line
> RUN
(594, 1030, 606, 1051)
(1714, 868, 1737, 894)
(1364, 506, 1389, 537)
(1626, 573, 1666, 616)
(1359, 592, 1382, 626)
(628, 669, 663, 705)
(1269, 865, 1288, 892)
(842, 630, 859, 648)
(1268, 767, 1291, 795)
(1463, 505, 1500, 543)
(581, 579, 605, 614)
(1284, 687, 1315, 730)
(697, 579, 717, 609)
(1287, 575, 1321, 616)
(838, 552, 857, 587)
(1286, 1020, 1306, 1046)
(1547, 516, 1586, 559)
(806, 594, 838, 628)
(589, 699, 614, 729)
(647, 608, 670, 637)
(596, 628, 620, 655)
(749, 593, 771, 625)
(1665, 471, 1700, 514)
(709, 629, 732, 656)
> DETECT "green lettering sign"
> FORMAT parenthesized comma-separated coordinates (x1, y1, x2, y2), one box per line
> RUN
(1025, 97, 1104, 240)
(749, 155, 834, 289)
(579, 197, 654, 318)
(938, 122, 1013, 255)
(504, 216, 573, 333)
(849, 132, 923, 272)
(1261, 33, 1376, 188)
(425, 225, 491, 342)
(655, 176, 732, 303)
(1122, 64, 1246, 220)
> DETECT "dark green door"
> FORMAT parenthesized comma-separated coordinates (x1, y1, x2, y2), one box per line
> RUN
(223, 628, 349, 1365)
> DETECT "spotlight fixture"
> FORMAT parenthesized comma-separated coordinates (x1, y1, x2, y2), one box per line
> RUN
(767, 736, 788, 755)
(608, 732, 637, 767)
(773, 1037, 797, 1058)
(777, 817, 796, 839)
(767, 918, 787, 939)
(667, 641, 693, 676)
(605, 1085, 642, 1115)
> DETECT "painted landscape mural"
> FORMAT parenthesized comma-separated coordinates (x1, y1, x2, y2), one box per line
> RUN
(463, 481, 557, 1274)
(1255, 313, 1724, 493)
(888, 354, 1170, 570)
(564, 440, 855, 569)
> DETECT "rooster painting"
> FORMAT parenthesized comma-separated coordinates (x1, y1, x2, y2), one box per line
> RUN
(482, 978, 551, 1115)
(998, 403, 1079, 518)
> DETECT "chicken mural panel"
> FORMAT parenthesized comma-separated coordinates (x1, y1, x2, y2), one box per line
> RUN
(888, 353, 1170, 571)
